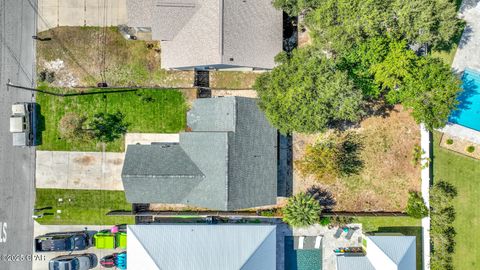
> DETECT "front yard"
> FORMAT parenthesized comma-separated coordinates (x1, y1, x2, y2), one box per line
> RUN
(36, 88, 187, 152)
(433, 132, 480, 269)
(293, 105, 421, 212)
(35, 189, 135, 225)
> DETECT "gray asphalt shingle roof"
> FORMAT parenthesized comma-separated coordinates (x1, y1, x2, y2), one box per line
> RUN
(127, 0, 282, 69)
(122, 97, 277, 210)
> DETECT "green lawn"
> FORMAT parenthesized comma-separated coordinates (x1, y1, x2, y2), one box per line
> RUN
(36, 88, 187, 152)
(35, 189, 135, 225)
(355, 216, 423, 270)
(432, 132, 480, 270)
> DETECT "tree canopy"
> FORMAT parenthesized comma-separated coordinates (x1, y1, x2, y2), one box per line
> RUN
(397, 57, 461, 130)
(90, 111, 129, 142)
(282, 192, 322, 227)
(255, 48, 365, 134)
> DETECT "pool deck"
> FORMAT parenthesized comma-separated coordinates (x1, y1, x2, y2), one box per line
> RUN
(294, 224, 363, 270)
(452, 1, 480, 73)
(439, 122, 480, 145)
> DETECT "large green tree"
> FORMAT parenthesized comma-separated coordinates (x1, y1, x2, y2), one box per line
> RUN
(255, 48, 365, 134)
(272, 0, 321, 16)
(305, 0, 390, 53)
(391, 0, 460, 49)
(282, 192, 322, 227)
(397, 57, 461, 130)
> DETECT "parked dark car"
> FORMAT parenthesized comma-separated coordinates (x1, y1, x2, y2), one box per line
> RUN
(49, 254, 98, 270)
(34, 231, 96, 252)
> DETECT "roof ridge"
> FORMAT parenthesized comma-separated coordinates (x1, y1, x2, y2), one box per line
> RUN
(128, 226, 161, 270)
(368, 236, 415, 265)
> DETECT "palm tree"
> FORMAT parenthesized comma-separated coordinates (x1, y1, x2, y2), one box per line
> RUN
(282, 192, 322, 227)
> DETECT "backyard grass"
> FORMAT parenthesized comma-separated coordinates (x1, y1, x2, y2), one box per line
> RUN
(355, 216, 423, 270)
(35, 189, 135, 225)
(36, 87, 187, 152)
(433, 132, 480, 270)
(293, 105, 421, 212)
(37, 26, 193, 87)
(210, 71, 260, 89)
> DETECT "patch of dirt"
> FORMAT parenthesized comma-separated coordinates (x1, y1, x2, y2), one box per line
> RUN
(108, 158, 124, 165)
(73, 155, 96, 165)
(293, 105, 421, 212)
(211, 90, 258, 98)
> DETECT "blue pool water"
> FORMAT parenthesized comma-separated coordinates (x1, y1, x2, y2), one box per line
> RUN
(449, 68, 480, 131)
(285, 237, 322, 270)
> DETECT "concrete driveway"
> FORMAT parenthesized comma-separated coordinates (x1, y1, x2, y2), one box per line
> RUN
(33, 222, 121, 270)
(452, 0, 480, 72)
(36, 151, 124, 190)
(37, 0, 127, 32)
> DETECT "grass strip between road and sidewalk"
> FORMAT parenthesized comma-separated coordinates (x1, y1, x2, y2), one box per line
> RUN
(35, 188, 135, 225)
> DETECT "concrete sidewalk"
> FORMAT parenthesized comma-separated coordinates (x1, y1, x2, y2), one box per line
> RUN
(452, 0, 480, 72)
(36, 151, 125, 190)
(37, 0, 127, 32)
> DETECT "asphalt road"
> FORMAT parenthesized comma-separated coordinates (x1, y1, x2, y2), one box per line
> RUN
(0, 0, 37, 269)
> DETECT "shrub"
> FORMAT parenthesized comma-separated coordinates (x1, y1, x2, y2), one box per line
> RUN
(330, 216, 354, 227)
(406, 191, 428, 219)
(58, 113, 89, 141)
(46, 71, 55, 83)
(282, 192, 322, 227)
(296, 131, 363, 183)
(430, 181, 457, 270)
(90, 111, 129, 142)
(412, 145, 423, 166)
(466, 146, 475, 153)
(38, 70, 47, 82)
(446, 138, 453, 145)
(320, 217, 331, 226)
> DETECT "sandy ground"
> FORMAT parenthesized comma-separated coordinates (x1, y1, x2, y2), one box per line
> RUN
(293, 105, 421, 212)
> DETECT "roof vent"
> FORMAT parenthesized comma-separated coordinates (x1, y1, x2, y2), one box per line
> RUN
(229, 58, 234, 61)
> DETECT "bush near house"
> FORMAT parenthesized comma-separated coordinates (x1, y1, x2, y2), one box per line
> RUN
(406, 191, 428, 219)
(282, 192, 322, 227)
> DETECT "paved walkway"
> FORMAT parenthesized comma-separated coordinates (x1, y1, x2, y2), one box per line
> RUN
(125, 133, 179, 149)
(452, 0, 480, 72)
(37, 0, 127, 32)
(420, 124, 431, 270)
(33, 222, 117, 270)
(36, 151, 124, 190)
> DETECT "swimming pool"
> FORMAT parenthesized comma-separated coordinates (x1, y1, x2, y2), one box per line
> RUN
(285, 237, 322, 270)
(449, 68, 480, 131)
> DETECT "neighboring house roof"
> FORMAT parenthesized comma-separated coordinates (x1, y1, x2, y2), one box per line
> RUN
(122, 97, 278, 210)
(337, 256, 376, 270)
(127, 224, 277, 270)
(337, 236, 416, 270)
(126, 0, 283, 69)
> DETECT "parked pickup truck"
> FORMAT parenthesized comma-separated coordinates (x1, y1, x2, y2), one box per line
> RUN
(34, 231, 96, 252)
(9, 102, 35, 146)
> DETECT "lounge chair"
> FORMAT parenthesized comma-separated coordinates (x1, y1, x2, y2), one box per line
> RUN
(334, 227, 343, 239)
(345, 228, 356, 240)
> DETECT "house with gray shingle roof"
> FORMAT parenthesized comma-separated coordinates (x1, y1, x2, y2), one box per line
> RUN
(126, 0, 283, 70)
(122, 96, 278, 210)
(336, 236, 416, 270)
